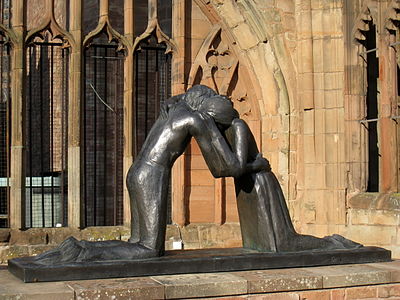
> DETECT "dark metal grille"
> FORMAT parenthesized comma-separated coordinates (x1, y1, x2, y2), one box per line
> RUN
(83, 44, 124, 227)
(134, 41, 172, 223)
(26, 42, 69, 228)
(134, 43, 171, 154)
(0, 41, 10, 228)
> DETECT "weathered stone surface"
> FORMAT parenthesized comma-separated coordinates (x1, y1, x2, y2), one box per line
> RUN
(0, 245, 29, 264)
(152, 273, 247, 299)
(46, 228, 81, 245)
(67, 277, 164, 300)
(0, 229, 10, 242)
(0, 270, 74, 300)
(368, 260, 400, 282)
(377, 283, 400, 298)
(236, 268, 322, 293)
(180, 224, 199, 246)
(9, 229, 47, 245)
(80, 226, 124, 241)
(298, 289, 330, 300)
(308, 264, 392, 288)
(28, 245, 55, 257)
(347, 193, 380, 209)
(345, 285, 377, 299)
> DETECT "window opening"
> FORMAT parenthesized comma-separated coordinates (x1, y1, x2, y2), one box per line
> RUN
(134, 37, 172, 223)
(26, 41, 69, 228)
(360, 24, 380, 192)
(83, 42, 124, 227)
(0, 40, 10, 228)
(0, 0, 11, 229)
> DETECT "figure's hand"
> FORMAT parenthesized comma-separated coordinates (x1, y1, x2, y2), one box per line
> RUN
(160, 102, 169, 119)
(253, 153, 271, 172)
(199, 111, 217, 131)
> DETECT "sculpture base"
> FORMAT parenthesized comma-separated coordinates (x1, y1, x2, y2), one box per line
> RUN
(8, 246, 391, 283)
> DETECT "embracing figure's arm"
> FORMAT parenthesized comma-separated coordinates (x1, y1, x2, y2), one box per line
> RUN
(190, 113, 269, 178)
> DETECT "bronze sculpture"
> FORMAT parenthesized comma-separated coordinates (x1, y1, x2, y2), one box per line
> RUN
(31, 85, 359, 264)
(8, 85, 390, 282)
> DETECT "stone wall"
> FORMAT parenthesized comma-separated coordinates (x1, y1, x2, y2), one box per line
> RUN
(0, 223, 242, 264)
(3, 0, 400, 261)
(3, 260, 400, 299)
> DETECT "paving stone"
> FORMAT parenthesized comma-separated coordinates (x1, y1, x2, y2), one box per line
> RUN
(152, 272, 247, 299)
(0, 270, 74, 300)
(368, 260, 400, 282)
(67, 277, 164, 300)
(308, 264, 391, 288)
(236, 268, 322, 293)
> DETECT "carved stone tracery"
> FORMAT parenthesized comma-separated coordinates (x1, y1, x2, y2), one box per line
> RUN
(354, 7, 373, 43)
(188, 25, 253, 120)
(26, 0, 74, 47)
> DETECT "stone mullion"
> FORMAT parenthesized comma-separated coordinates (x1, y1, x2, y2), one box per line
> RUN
(378, 31, 397, 192)
(99, 0, 109, 21)
(68, 0, 82, 228)
(9, 0, 26, 229)
(123, 0, 134, 227)
(171, 0, 187, 226)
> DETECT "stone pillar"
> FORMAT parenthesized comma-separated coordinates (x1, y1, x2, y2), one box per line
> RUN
(297, 0, 347, 236)
(123, 0, 134, 227)
(171, 0, 187, 226)
(9, 0, 25, 229)
(68, 0, 82, 228)
(378, 29, 397, 192)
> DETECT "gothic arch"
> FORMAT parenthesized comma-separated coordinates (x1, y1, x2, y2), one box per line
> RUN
(193, 0, 294, 185)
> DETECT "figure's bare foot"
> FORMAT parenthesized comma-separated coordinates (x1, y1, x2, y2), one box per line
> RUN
(276, 233, 362, 252)
(33, 237, 159, 265)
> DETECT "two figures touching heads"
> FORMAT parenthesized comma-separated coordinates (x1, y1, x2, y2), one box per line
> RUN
(34, 85, 360, 264)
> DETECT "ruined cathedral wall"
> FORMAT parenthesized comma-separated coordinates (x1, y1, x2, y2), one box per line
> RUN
(209, 0, 400, 258)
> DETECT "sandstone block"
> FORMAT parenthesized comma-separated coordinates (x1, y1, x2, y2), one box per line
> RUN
(247, 293, 300, 300)
(0, 229, 10, 242)
(370, 210, 399, 226)
(0, 270, 74, 300)
(368, 260, 400, 282)
(236, 268, 322, 293)
(345, 285, 377, 299)
(80, 226, 122, 241)
(343, 225, 396, 246)
(218, 0, 244, 28)
(324, 89, 341, 109)
(330, 288, 345, 300)
(232, 22, 259, 50)
(325, 109, 338, 133)
(378, 284, 400, 298)
(308, 264, 391, 288)
(348, 193, 378, 209)
(277, 0, 295, 13)
(28, 245, 55, 257)
(180, 224, 199, 244)
(9, 229, 47, 245)
(152, 273, 247, 299)
(67, 277, 164, 300)
(46, 228, 80, 245)
(299, 289, 330, 300)
(349, 209, 369, 225)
